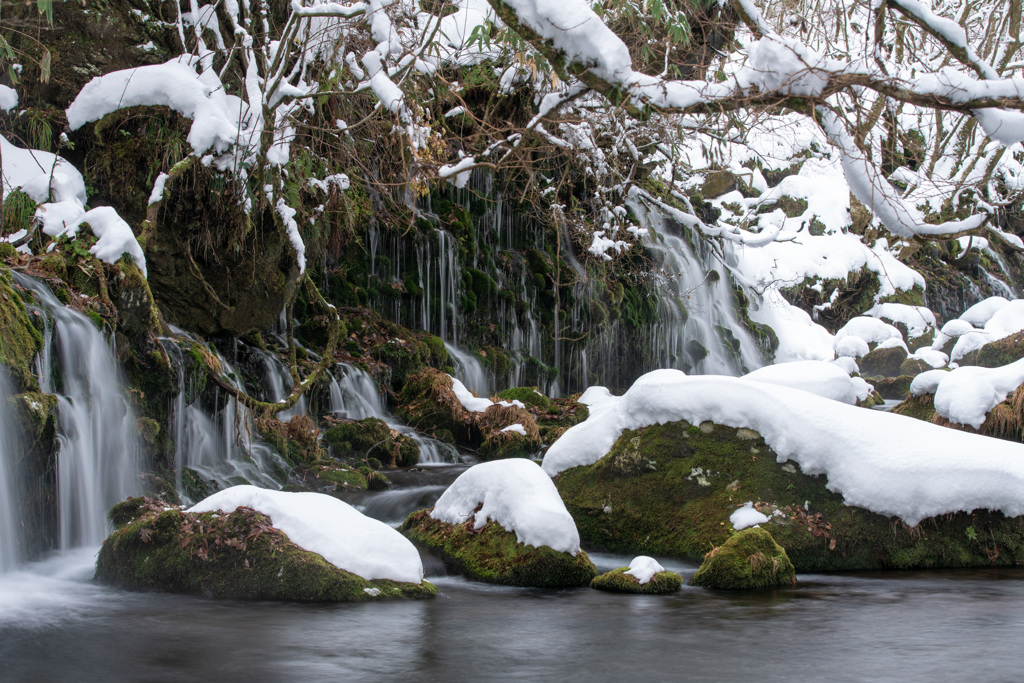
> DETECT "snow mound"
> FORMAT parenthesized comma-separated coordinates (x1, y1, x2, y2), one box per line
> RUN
(910, 348, 949, 369)
(543, 370, 1024, 525)
(730, 502, 770, 530)
(835, 335, 869, 358)
(960, 297, 1010, 327)
(868, 303, 936, 339)
(983, 300, 1024, 340)
(835, 316, 903, 346)
(624, 556, 665, 584)
(430, 459, 581, 554)
(188, 485, 424, 583)
(910, 369, 949, 396)
(933, 359, 1024, 429)
(950, 330, 994, 363)
(744, 360, 870, 404)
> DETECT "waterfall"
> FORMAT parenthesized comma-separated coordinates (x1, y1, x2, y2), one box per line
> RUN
(327, 364, 459, 464)
(14, 274, 142, 549)
(645, 228, 764, 375)
(444, 342, 491, 396)
(0, 370, 21, 570)
(163, 334, 287, 502)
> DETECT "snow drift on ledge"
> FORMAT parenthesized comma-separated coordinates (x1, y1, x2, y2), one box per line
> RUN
(543, 369, 1024, 526)
(430, 459, 581, 555)
(188, 485, 424, 583)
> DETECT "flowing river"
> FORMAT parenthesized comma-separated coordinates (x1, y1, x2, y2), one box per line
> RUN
(1, 466, 1022, 682)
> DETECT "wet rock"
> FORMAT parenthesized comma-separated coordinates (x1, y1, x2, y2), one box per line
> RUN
(400, 509, 596, 587)
(860, 345, 908, 378)
(96, 497, 435, 601)
(689, 527, 795, 590)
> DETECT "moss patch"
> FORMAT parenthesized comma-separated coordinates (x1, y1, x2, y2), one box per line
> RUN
(96, 497, 436, 601)
(400, 509, 596, 587)
(689, 527, 795, 590)
(322, 417, 420, 468)
(0, 266, 44, 391)
(590, 567, 683, 594)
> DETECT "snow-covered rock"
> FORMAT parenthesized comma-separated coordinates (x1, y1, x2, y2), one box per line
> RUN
(189, 485, 424, 583)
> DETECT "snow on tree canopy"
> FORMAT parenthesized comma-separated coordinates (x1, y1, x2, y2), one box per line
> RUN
(188, 485, 425, 583)
(542, 369, 1024, 526)
(430, 459, 581, 555)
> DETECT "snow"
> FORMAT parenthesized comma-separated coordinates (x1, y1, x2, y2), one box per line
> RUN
(982, 300, 1024, 341)
(835, 335, 869, 358)
(910, 369, 949, 396)
(624, 556, 665, 584)
(1, 134, 86, 204)
(836, 317, 904, 346)
(430, 459, 581, 554)
(188, 485, 424, 583)
(0, 85, 17, 113)
(501, 423, 527, 436)
(148, 173, 169, 205)
(933, 359, 1024, 428)
(449, 374, 494, 412)
(543, 369, 1024, 525)
(910, 348, 949, 369)
(960, 297, 1011, 327)
(868, 303, 936, 339)
(730, 502, 770, 530)
(66, 56, 247, 157)
(75, 207, 148, 276)
(744, 360, 870, 405)
(1, 135, 146, 275)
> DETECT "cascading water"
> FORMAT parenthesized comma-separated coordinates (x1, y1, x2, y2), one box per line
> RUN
(14, 274, 142, 549)
(0, 370, 21, 571)
(327, 363, 459, 464)
(162, 334, 287, 501)
(643, 219, 765, 376)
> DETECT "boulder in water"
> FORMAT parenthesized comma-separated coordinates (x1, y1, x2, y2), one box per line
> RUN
(97, 492, 436, 601)
(400, 460, 596, 587)
(591, 556, 682, 594)
(689, 527, 796, 590)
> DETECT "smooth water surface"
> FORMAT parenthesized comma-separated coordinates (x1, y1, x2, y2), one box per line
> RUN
(1, 548, 1022, 682)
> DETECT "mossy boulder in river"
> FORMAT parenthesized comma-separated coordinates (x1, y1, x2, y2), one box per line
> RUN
(400, 459, 596, 587)
(689, 528, 796, 590)
(97, 491, 435, 601)
(591, 556, 682, 594)
(323, 417, 419, 467)
(859, 344, 908, 377)
(553, 419, 1024, 572)
(401, 510, 597, 587)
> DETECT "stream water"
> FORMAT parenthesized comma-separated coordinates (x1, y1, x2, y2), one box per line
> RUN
(1, 468, 1022, 682)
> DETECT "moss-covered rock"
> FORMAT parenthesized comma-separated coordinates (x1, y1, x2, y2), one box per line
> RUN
(0, 266, 44, 391)
(554, 420, 1024, 571)
(590, 567, 683, 594)
(689, 527, 795, 590)
(899, 358, 931, 377)
(400, 509, 596, 587)
(496, 386, 551, 410)
(322, 417, 419, 467)
(963, 332, 1024, 368)
(96, 497, 436, 601)
(869, 374, 914, 400)
(398, 368, 541, 457)
(891, 392, 937, 422)
(860, 345, 908, 378)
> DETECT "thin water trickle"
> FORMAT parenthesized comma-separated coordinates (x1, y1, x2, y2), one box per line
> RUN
(0, 370, 22, 571)
(327, 364, 459, 464)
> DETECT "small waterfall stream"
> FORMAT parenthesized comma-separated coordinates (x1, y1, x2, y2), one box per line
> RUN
(15, 274, 142, 549)
(163, 334, 287, 502)
(327, 363, 459, 464)
(0, 370, 22, 571)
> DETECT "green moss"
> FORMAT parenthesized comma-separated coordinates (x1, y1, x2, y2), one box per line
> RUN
(891, 392, 938, 422)
(0, 266, 44, 391)
(689, 527, 795, 590)
(315, 464, 369, 490)
(400, 509, 596, 587)
(323, 417, 420, 467)
(554, 420, 1024, 571)
(496, 386, 551, 410)
(590, 567, 683, 594)
(972, 332, 1024, 368)
(870, 374, 914, 400)
(96, 499, 436, 601)
(859, 345, 908, 378)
